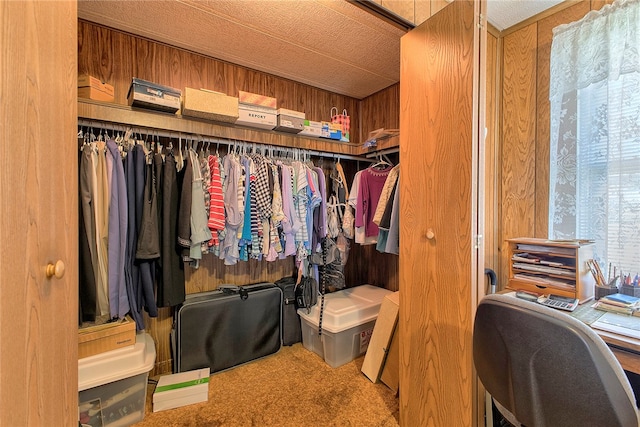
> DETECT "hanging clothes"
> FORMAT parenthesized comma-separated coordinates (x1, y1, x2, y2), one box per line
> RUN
(124, 143, 145, 329)
(219, 153, 244, 265)
(348, 171, 377, 245)
(135, 153, 160, 319)
(158, 153, 186, 307)
(177, 152, 193, 262)
(79, 144, 98, 323)
(93, 141, 110, 316)
(373, 164, 399, 226)
(207, 154, 225, 248)
(355, 164, 393, 238)
(106, 139, 129, 319)
(188, 148, 212, 262)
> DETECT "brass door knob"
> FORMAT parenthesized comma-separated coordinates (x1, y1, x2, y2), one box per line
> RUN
(46, 260, 65, 279)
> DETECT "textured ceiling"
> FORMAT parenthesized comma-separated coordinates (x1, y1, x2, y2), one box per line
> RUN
(77, 0, 406, 99)
(487, 0, 565, 31)
(78, 0, 565, 100)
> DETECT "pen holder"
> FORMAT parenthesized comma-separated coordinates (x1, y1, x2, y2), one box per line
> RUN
(595, 286, 618, 300)
(621, 284, 640, 297)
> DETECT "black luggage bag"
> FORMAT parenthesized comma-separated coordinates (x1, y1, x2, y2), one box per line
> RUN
(274, 276, 302, 346)
(172, 283, 282, 373)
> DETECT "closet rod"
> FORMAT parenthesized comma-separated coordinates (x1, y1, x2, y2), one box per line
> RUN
(365, 147, 399, 158)
(77, 118, 374, 163)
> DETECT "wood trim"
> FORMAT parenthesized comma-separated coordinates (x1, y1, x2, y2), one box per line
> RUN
(78, 99, 359, 156)
(500, 23, 538, 287)
(501, 0, 584, 37)
(484, 32, 500, 279)
(487, 22, 500, 38)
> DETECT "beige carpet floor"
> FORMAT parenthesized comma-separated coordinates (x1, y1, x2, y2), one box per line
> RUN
(134, 343, 399, 427)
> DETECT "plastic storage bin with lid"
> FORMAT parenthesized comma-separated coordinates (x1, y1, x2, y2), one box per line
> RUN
(78, 332, 156, 427)
(297, 284, 392, 368)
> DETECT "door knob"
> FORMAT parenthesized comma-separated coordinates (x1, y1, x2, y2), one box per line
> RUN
(46, 260, 65, 279)
(426, 229, 435, 240)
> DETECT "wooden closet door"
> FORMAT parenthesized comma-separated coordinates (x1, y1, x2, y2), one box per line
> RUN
(0, 1, 78, 424)
(399, 0, 486, 425)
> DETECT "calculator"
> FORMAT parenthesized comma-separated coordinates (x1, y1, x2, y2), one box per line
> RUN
(538, 294, 579, 312)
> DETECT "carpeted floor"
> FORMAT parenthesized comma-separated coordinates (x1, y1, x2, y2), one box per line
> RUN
(134, 343, 399, 426)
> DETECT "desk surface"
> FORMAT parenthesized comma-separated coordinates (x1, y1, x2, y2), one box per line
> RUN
(572, 301, 640, 374)
(499, 291, 640, 374)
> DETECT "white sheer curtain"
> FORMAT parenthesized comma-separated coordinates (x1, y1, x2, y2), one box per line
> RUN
(549, 0, 640, 274)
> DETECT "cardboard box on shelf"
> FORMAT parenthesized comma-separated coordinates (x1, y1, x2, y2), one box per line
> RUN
(299, 119, 322, 138)
(78, 74, 114, 102)
(238, 90, 277, 109)
(127, 78, 181, 113)
(320, 121, 342, 140)
(78, 316, 136, 360)
(235, 104, 277, 130)
(274, 108, 305, 133)
(181, 88, 239, 123)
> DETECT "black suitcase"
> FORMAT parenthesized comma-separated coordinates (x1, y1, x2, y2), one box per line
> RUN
(274, 276, 302, 346)
(172, 283, 282, 373)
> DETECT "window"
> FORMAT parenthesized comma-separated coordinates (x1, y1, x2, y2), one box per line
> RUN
(549, 0, 640, 276)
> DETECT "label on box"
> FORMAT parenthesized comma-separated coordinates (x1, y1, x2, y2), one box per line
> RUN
(236, 107, 277, 130)
(321, 121, 342, 140)
(128, 78, 182, 113)
(358, 327, 374, 354)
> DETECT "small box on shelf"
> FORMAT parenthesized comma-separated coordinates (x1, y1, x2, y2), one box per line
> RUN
(78, 74, 114, 103)
(621, 284, 640, 298)
(79, 316, 136, 359)
(128, 78, 181, 114)
(182, 88, 238, 123)
(595, 286, 619, 300)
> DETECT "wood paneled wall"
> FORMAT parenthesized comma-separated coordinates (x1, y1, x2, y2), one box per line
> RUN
(359, 83, 399, 142)
(498, 1, 613, 287)
(78, 20, 401, 375)
(484, 28, 500, 285)
(77, 20, 360, 143)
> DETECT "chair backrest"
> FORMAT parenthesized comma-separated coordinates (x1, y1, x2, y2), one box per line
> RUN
(473, 293, 639, 427)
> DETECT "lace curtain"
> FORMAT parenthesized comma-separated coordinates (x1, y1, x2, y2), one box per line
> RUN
(549, 0, 640, 273)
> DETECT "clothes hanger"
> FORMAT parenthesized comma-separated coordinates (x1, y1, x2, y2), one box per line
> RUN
(370, 153, 392, 170)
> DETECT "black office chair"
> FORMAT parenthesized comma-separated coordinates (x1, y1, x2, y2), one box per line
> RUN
(473, 293, 640, 427)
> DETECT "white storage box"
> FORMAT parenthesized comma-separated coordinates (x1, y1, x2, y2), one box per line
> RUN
(235, 104, 277, 130)
(297, 285, 392, 368)
(298, 119, 322, 138)
(78, 333, 156, 427)
(153, 367, 210, 412)
(274, 108, 305, 133)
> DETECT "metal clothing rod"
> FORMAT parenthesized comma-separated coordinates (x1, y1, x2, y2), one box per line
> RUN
(365, 146, 399, 158)
(77, 118, 374, 162)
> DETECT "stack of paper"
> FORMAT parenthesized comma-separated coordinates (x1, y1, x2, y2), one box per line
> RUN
(593, 293, 640, 316)
(153, 368, 210, 412)
(591, 311, 640, 339)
